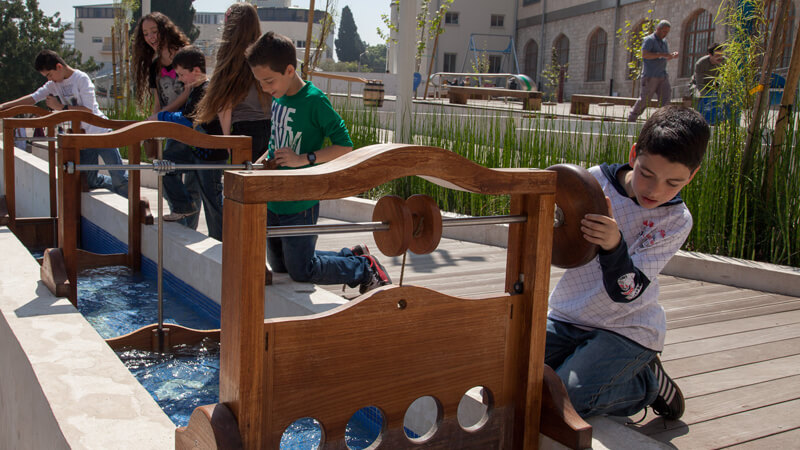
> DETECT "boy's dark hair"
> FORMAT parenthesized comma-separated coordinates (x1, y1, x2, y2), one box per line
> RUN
(173, 46, 206, 73)
(635, 106, 710, 171)
(34, 50, 67, 71)
(245, 31, 297, 73)
(708, 42, 722, 54)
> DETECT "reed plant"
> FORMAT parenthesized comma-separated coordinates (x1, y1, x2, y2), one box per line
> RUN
(333, 97, 799, 268)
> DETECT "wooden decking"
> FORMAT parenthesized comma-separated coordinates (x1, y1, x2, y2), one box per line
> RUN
(316, 225, 800, 449)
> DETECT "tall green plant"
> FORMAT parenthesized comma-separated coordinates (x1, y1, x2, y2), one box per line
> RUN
(616, 1, 658, 97)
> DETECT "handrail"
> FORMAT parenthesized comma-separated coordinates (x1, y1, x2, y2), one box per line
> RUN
(224, 144, 555, 204)
(0, 105, 51, 119)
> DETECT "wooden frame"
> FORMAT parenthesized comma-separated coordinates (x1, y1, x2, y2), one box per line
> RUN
(175, 144, 590, 448)
(48, 121, 252, 305)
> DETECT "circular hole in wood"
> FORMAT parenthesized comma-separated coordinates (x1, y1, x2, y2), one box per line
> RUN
(457, 386, 493, 431)
(403, 395, 442, 443)
(397, 299, 407, 309)
(279, 417, 324, 449)
(345, 406, 386, 450)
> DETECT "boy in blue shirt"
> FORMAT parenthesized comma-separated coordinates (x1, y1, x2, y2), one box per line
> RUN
(245, 31, 390, 293)
(149, 46, 226, 240)
(547, 106, 709, 421)
(0, 50, 128, 196)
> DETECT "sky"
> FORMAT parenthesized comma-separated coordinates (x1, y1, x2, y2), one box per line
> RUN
(37, 0, 391, 46)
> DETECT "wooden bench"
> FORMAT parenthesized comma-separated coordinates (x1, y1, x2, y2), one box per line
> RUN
(569, 94, 690, 115)
(448, 86, 543, 110)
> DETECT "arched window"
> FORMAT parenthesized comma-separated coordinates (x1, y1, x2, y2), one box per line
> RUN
(586, 28, 607, 81)
(553, 34, 569, 68)
(681, 9, 715, 78)
(765, 0, 796, 68)
(524, 39, 538, 79)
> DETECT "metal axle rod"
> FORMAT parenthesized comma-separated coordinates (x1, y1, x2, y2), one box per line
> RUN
(266, 215, 529, 238)
(66, 160, 265, 174)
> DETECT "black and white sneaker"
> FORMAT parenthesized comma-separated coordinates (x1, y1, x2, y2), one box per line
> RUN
(359, 254, 392, 294)
(649, 356, 685, 420)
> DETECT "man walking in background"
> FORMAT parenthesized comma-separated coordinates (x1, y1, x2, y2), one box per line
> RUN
(628, 20, 679, 122)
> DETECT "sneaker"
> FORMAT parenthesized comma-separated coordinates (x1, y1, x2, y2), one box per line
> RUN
(162, 211, 197, 222)
(350, 243, 370, 256)
(649, 356, 685, 420)
(359, 254, 392, 294)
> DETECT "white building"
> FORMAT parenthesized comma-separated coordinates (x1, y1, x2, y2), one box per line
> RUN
(73, 2, 334, 77)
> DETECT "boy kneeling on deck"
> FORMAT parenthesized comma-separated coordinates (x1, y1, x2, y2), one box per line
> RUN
(244, 31, 391, 294)
(546, 106, 709, 421)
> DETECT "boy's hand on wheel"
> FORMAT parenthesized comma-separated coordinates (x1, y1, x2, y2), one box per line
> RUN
(581, 197, 622, 252)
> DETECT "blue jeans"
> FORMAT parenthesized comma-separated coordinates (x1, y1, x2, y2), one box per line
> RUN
(267, 203, 371, 286)
(82, 147, 128, 197)
(162, 139, 202, 230)
(545, 319, 658, 418)
(162, 140, 225, 239)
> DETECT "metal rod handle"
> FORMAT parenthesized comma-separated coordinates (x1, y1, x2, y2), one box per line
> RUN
(67, 160, 265, 174)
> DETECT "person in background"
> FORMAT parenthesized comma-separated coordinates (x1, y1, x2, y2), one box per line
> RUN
(628, 20, 679, 122)
(692, 43, 726, 124)
(0, 50, 128, 196)
(194, 2, 271, 163)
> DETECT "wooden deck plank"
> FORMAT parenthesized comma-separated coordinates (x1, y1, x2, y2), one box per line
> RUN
(667, 301, 800, 329)
(644, 399, 800, 449)
(662, 337, 800, 378)
(630, 375, 800, 434)
(675, 355, 800, 398)
(664, 310, 800, 345)
(662, 323, 800, 360)
(664, 293, 797, 321)
(724, 427, 800, 449)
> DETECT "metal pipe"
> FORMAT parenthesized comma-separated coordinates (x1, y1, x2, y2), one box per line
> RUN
(68, 161, 266, 174)
(265, 214, 529, 238)
(24, 136, 60, 142)
(156, 143, 164, 353)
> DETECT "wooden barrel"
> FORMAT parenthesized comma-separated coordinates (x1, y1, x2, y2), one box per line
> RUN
(363, 80, 385, 107)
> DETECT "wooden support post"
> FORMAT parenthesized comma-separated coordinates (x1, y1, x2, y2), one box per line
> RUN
(220, 196, 267, 450)
(47, 125, 57, 221)
(58, 144, 80, 306)
(742, 0, 791, 175)
(765, 17, 800, 203)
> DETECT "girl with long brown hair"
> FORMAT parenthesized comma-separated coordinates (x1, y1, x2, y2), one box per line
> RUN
(132, 12, 200, 228)
(131, 11, 191, 114)
(194, 2, 271, 161)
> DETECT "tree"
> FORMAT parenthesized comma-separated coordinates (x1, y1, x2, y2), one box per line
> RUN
(361, 43, 387, 72)
(132, 0, 199, 42)
(335, 6, 365, 62)
(0, 0, 100, 102)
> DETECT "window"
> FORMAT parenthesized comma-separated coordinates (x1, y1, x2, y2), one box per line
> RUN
(445, 12, 459, 25)
(524, 40, 538, 80)
(553, 34, 570, 68)
(489, 55, 503, 73)
(92, 37, 103, 43)
(491, 15, 505, 27)
(443, 53, 457, 72)
(523, 0, 541, 4)
(681, 10, 715, 78)
(296, 40, 306, 49)
(586, 28, 607, 81)
(765, 0, 796, 68)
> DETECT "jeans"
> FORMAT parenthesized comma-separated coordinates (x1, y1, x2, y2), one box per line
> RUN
(628, 76, 671, 121)
(545, 319, 658, 418)
(267, 203, 370, 286)
(162, 139, 225, 239)
(162, 139, 202, 230)
(232, 119, 271, 162)
(83, 147, 128, 197)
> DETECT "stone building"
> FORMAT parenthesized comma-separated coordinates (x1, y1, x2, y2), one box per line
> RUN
(515, 0, 798, 98)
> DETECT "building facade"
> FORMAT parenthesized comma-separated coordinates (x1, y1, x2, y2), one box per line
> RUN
(73, 2, 334, 76)
(515, 0, 798, 98)
(388, 0, 797, 99)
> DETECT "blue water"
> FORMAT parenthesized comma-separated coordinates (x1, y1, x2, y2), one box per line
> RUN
(77, 266, 383, 447)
